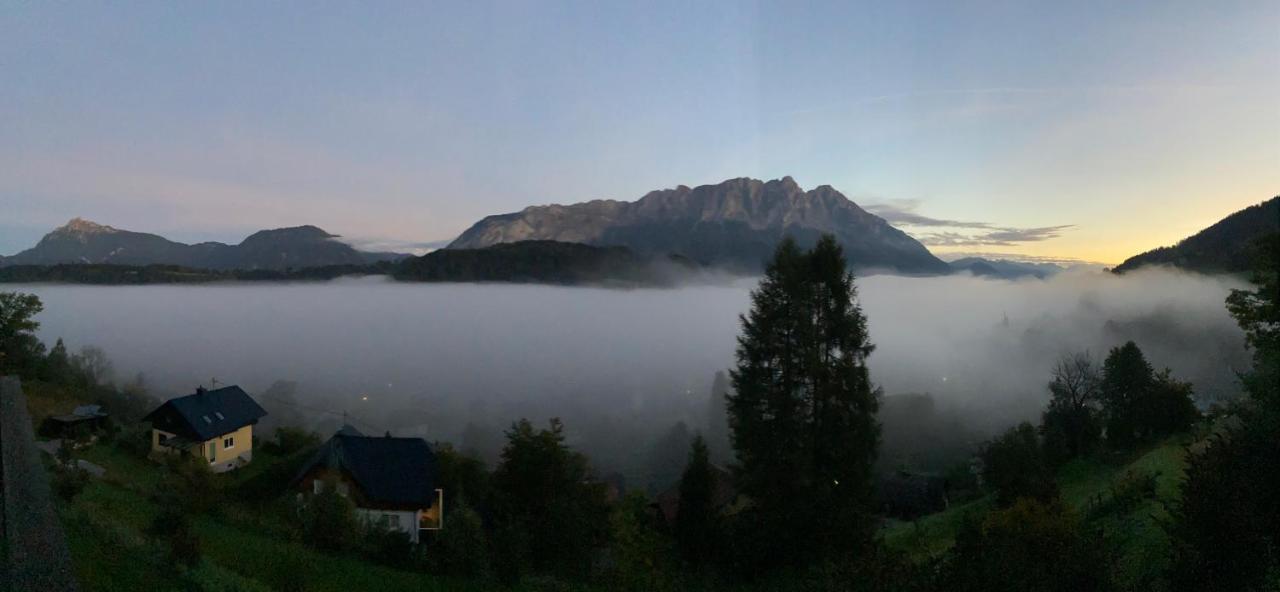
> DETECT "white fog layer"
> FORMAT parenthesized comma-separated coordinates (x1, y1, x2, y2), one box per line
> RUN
(10, 267, 1250, 481)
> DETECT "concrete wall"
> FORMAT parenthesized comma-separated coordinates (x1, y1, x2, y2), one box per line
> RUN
(0, 377, 79, 591)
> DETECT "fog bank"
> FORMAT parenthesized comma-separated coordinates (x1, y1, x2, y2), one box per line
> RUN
(11, 267, 1250, 482)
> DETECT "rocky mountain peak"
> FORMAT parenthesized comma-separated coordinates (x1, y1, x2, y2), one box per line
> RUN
(55, 218, 118, 236)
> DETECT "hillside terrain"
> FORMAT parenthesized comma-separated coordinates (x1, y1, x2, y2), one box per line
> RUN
(393, 240, 697, 285)
(1113, 196, 1279, 274)
(450, 177, 951, 275)
(0, 219, 405, 271)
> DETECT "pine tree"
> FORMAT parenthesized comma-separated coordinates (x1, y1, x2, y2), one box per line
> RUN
(675, 435, 719, 567)
(1100, 341, 1155, 448)
(727, 235, 880, 569)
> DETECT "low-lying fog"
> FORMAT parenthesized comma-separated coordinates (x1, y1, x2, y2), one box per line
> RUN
(12, 267, 1251, 489)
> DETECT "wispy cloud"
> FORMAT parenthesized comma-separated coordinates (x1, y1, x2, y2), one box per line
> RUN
(864, 199, 995, 229)
(864, 199, 1074, 246)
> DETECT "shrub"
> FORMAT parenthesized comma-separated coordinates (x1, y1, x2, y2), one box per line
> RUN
(299, 484, 358, 553)
(52, 465, 89, 501)
(980, 423, 1058, 507)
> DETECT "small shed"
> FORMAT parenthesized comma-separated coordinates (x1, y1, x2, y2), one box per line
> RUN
(38, 404, 109, 439)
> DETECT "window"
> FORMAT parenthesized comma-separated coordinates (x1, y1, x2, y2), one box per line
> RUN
(383, 514, 400, 529)
(215, 412, 225, 420)
(223, 436, 234, 449)
(202, 415, 212, 424)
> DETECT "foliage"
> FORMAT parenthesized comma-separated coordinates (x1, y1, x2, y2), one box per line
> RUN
(157, 453, 224, 516)
(435, 442, 491, 510)
(980, 423, 1058, 507)
(1166, 232, 1280, 591)
(489, 418, 610, 582)
(300, 482, 360, 553)
(675, 435, 721, 568)
(260, 425, 322, 456)
(727, 235, 880, 571)
(1040, 351, 1103, 465)
(608, 492, 680, 591)
(944, 498, 1114, 592)
(1101, 342, 1199, 448)
(52, 463, 90, 501)
(394, 240, 694, 285)
(0, 291, 46, 377)
(147, 505, 202, 568)
(425, 501, 492, 579)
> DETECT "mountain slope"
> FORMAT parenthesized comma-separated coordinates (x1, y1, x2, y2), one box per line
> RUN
(394, 240, 696, 285)
(0, 219, 404, 270)
(450, 177, 951, 274)
(949, 257, 1064, 279)
(1113, 196, 1279, 274)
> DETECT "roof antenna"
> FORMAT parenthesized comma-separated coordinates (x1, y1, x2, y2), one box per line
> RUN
(210, 377, 220, 389)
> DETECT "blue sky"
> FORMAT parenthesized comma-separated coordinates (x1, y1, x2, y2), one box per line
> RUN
(3, 1, 1277, 262)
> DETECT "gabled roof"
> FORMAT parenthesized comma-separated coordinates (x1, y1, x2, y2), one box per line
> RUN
(294, 427, 439, 508)
(143, 385, 267, 441)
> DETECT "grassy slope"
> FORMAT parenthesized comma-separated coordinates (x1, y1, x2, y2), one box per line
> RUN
(24, 381, 501, 592)
(882, 438, 1188, 587)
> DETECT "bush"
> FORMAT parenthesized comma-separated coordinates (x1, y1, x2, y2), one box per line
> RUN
(52, 465, 89, 501)
(261, 426, 321, 456)
(980, 423, 1058, 507)
(1086, 469, 1158, 521)
(946, 498, 1114, 592)
(299, 484, 358, 553)
(425, 501, 491, 579)
(147, 506, 201, 568)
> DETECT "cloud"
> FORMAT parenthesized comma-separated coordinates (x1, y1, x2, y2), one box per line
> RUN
(864, 199, 1074, 246)
(864, 199, 995, 229)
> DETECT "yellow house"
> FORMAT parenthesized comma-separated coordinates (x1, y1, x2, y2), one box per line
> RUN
(143, 385, 268, 473)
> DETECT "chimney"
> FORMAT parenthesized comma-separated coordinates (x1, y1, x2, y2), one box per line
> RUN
(384, 431, 392, 438)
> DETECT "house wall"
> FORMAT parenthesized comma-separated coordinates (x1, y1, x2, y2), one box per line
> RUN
(150, 424, 254, 472)
(356, 508, 423, 544)
(203, 424, 253, 468)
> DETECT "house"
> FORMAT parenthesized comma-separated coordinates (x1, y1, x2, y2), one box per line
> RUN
(292, 425, 442, 544)
(142, 385, 267, 473)
(38, 404, 110, 440)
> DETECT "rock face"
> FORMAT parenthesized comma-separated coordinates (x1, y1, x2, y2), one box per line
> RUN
(449, 177, 951, 274)
(1112, 196, 1279, 274)
(1, 219, 403, 270)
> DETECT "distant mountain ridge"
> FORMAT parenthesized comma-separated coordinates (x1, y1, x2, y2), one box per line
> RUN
(0, 218, 406, 270)
(949, 257, 1064, 280)
(449, 176, 951, 275)
(1112, 196, 1279, 274)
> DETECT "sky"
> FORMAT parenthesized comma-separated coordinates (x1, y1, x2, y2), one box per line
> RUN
(3, 1, 1277, 264)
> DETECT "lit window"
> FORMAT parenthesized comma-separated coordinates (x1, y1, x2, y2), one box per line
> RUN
(223, 436, 234, 449)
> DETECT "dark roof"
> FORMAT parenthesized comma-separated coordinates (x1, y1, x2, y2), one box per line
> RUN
(294, 429, 439, 508)
(142, 386, 267, 441)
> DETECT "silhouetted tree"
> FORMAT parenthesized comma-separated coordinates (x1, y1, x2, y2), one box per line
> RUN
(489, 418, 609, 582)
(981, 423, 1058, 507)
(675, 435, 720, 568)
(727, 235, 880, 570)
(705, 370, 732, 464)
(1041, 352, 1103, 465)
(1167, 231, 1280, 591)
(1100, 341, 1156, 448)
(0, 291, 45, 377)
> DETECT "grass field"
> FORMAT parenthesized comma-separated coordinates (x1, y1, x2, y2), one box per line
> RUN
(881, 437, 1189, 588)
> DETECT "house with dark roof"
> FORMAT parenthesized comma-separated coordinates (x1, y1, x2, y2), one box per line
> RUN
(142, 385, 267, 473)
(292, 426, 442, 543)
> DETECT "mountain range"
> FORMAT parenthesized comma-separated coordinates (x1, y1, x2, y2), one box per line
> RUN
(0, 219, 405, 270)
(1112, 196, 1279, 274)
(449, 176, 952, 275)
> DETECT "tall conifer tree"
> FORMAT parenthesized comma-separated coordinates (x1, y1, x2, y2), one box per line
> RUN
(727, 235, 880, 568)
